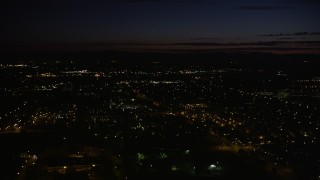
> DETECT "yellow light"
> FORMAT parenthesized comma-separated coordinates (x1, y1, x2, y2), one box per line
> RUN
(171, 165, 177, 171)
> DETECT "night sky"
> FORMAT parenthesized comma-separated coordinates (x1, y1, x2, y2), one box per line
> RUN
(1, 0, 320, 53)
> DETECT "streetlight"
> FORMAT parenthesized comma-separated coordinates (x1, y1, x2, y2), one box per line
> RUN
(208, 164, 216, 174)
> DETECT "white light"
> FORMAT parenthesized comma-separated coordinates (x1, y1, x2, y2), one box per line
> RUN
(208, 164, 216, 170)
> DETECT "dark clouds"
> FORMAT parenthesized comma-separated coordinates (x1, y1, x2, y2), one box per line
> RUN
(174, 41, 320, 46)
(1, 0, 319, 54)
(190, 37, 221, 41)
(259, 32, 320, 37)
